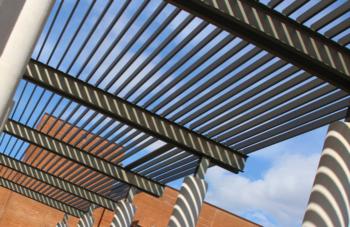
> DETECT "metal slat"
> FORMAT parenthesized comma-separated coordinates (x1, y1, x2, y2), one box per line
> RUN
(236, 97, 350, 149)
(215, 83, 334, 141)
(310, 1, 350, 31)
(296, 1, 335, 23)
(23, 60, 246, 173)
(178, 59, 287, 126)
(0, 177, 84, 217)
(324, 19, 350, 39)
(194, 70, 310, 133)
(225, 89, 348, 145)
(0, 154, 117, 210)
(282, 0, 308, 16)
(152, 41, 252, 114)
(0, 166, 89, 210)
(167, 0, 350, 93)
(3, 120, 164, 197)
(243, 109, 348, 153)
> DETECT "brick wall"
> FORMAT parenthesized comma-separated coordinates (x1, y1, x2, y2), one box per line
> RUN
(0, 115, 260, 226)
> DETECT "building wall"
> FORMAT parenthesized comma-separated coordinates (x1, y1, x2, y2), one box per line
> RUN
(0, 186, 260, 227)
(0, 115, 260, 226)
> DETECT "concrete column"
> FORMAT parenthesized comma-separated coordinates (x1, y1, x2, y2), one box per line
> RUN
(168, 158, 210, 227)
(0, 0, 54, 131)
(110, 187, 137, 227)
(78, 204, 97, 227)
(56, 213, 68, 227)
(303, 121, 350, 227)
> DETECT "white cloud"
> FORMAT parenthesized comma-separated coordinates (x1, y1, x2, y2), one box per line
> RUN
(205, 151, 320, 227)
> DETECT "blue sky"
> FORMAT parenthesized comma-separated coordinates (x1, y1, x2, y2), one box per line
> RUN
(204, 125, 328, 226)
(1, 0, 349, 226)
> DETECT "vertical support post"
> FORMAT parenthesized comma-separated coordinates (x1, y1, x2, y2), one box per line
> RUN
(110, 187, 137, 227)
(302, 121, 350, 227)
(56, 213, 68, 227)
(195, 157, 210, 179)
(77, 204, 97, 227)
(0, 0, 54, 132)
(168, 157, 210, 227)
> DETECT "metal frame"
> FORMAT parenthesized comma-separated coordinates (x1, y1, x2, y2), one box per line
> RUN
(24, 60, 246, 173)
(3, 120, 164, 197)
(0, 153, 117, 210)
(0, 177, 84, 217)
(0, 0, 348, 220)
(166, 0, 350, 93)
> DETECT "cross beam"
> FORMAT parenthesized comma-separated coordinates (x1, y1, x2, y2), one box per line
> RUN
(166, 0, 350, 93)
(3, 120, 164, 197)
(0, 153, 117, 210)
(0, 177, 84, 217)
(23, 60, 246, 173)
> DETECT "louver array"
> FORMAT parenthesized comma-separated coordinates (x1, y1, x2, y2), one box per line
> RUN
(0, 0, 349, 226)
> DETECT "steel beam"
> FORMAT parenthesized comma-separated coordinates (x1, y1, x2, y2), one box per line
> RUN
(23, 60, 246, 173)
(3, 120, 164, 197)
(0, 177, 84, 217)
(166, 0, 350, 93)
(0, 153, 117, 210)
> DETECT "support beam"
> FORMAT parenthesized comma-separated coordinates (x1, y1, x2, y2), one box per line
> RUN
(3, 120, 164, 197)
(166, 0, 350, 93)
(0, 153, 117, 210)
(303, 121, 350, 227)
(0, 177, 83, 217)
(195, 157, 210, 179)
(24, 60, 246, 173)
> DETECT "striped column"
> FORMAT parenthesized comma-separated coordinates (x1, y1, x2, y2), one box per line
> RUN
(303, 121, 350, 227)
(77, 205, 97, 227)
(56, 214, 68, 227)
(168, 158, 209, 227)
(110, 188, 136, 227)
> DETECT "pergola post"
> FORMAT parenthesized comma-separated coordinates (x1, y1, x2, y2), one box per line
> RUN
(302, 121, 350, 227)
(77, 204, 97, 227)
(168, 157, 210, 227)
(56, 213, 68, 227)
(0, 0, 54, 132)
(110, 187, 137, 227)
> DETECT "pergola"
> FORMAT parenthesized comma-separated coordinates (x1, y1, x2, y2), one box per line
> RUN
(0, 0, 349, 226)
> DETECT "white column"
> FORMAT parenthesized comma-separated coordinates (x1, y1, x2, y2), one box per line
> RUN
(0, 0, 54, 131)
(303, 121, 350, 227)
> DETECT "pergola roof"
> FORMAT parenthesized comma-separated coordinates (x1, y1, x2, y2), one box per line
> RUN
(0, 0, 349, 216)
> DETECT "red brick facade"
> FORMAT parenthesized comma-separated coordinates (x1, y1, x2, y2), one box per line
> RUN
(0, 115, 260, 226)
